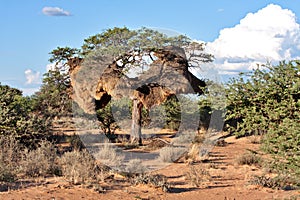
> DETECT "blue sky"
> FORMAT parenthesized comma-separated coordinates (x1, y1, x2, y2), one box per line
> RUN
(1, 0, 300, 95)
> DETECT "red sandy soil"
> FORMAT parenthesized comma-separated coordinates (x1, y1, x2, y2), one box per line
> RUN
(1, 136, 299, 200)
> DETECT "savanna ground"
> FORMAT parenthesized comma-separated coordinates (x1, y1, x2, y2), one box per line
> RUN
(1, 131, 299, 200)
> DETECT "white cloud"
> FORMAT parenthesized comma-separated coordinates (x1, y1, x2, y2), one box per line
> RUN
(206, 4, 300, 74)
(42, 7, 71, 16)
(24, 69, 41, 85)
(46, 62, 65, 72)
(20, 87, 40, 96)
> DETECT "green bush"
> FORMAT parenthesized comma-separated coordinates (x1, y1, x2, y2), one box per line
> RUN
(226, 61, 299, 137)
(226, 60, 300, 182)
(0, 84, 50, 147)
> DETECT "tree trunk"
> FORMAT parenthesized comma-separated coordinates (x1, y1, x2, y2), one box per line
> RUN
(131, 98, 143, 145)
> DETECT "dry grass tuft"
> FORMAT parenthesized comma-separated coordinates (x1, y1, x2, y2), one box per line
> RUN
(185, 164, 211, 187)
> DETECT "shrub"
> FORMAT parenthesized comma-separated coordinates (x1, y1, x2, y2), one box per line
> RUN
(226, 61, 299, 138)
(158, 146, 186, 163)
(0, 84, 50, 148)
(59, 150, 99, 184)
(125, 159, 146, 174)
(226, 61, 300, 180)
(0, 135, 22, 182)
(20, 141, 57, 177)
(236, 152, 262, 166)
(131, 173, 170, 192)
(0, 164, 15, 182)
(94, 143, 124, 168)
(185, 165, 210, 187)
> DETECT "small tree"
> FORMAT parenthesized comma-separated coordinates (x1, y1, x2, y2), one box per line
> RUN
(96, 102, 119, 142)
(33, 46, 80, 120)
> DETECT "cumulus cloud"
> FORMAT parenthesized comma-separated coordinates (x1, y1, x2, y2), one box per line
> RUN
(24, 69, 41, 85)
(42, 7, 71, 16)
(206, 4, 300, 74)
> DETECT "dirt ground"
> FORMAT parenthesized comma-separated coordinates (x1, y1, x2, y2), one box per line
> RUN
(1, 136, 299, 200)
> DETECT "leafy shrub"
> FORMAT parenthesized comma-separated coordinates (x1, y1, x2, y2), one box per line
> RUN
(0, 84, 50, 147)
(262, 118, 300, 180)
(226, 61, 300, 180)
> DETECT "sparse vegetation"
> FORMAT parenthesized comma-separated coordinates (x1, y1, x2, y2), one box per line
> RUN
(20, 141, 58, 177)
(185, 165, 210, 187)
(131, 173, 171, 192)
(159, 146, 186, 163)
(236, 151, 262, 166)
(125, 159, 146, 174)
(94, 143, 125, 167)
(249, 175, 300, 190)
(59, 150, 101, 185)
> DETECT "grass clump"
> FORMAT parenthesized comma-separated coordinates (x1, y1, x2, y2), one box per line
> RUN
(236, 151, 262, 166)
(159, 146, 186, 163)
(249, 175, 299, 190)
(94, 143, 124, 168)
(125, 159, 146, 174)
(131, 173, 170, 192)
(185, 165, 210, 187)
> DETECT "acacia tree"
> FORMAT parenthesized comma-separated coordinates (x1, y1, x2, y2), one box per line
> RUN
(75, 27, 213, 144)
(45, 27, 212, 145)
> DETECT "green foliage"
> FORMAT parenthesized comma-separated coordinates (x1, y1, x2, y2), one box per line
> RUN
(49, 46, 80, 64)
(32, 66, 72, 119)
(96, 102, 119, 142)
(0, 84, 50, 147)
(162, 95, 181, 130)
(198, 81, 226, 130)
(226, 60, 300, 181)
(263, 118, 300, 179)
(226, 61, 299, 137)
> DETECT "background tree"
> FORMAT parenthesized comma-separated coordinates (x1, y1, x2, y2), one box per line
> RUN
(0, 83, 50, 147)
(32, 46, 80, 120)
